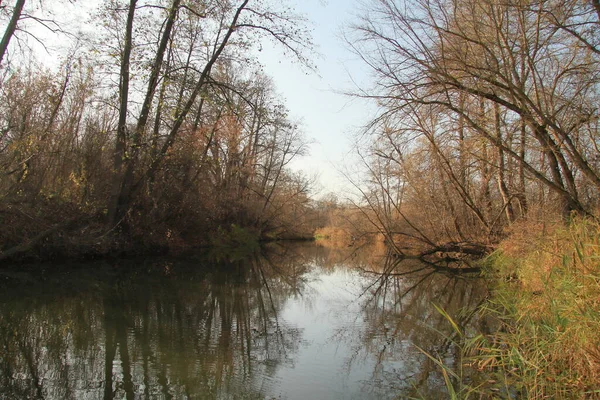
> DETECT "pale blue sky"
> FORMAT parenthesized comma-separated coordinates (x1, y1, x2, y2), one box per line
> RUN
(259, 0, 373, 198)
(15, 0, 373, 198)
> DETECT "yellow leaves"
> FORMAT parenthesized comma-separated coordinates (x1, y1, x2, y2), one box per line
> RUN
(68, 171, 85, 189)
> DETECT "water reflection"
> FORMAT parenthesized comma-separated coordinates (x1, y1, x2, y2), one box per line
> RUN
(0, 242, 486, 399)
(351, 253, 487, 399)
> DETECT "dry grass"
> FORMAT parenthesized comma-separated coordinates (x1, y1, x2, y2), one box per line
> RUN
(314, 226, 354, 245)
(475, 217, 600, 398)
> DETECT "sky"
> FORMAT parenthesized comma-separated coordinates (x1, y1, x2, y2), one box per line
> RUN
(11, 0, 375, 199)
(257, 0, 375, 199)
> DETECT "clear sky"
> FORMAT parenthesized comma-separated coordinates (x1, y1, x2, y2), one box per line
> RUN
(15, 0, 373, 199)
(258, 0, 374, 199)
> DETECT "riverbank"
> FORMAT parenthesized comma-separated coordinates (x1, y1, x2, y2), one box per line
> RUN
(0, 198, 316, 263)
(0, 196, 225, 262)
(466, 218, 600, 398)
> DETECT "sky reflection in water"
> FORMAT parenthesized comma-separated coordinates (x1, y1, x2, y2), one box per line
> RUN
(0, 242, 487, 399)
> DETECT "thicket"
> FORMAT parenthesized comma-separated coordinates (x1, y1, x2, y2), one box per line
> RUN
(0, 0, 322, 260)
(335, 0, 600, 257)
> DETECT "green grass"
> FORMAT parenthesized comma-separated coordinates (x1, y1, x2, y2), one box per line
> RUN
(413, 304, 489, 400)
(423, 218, 600, 399)
(475, 218, 600, 399)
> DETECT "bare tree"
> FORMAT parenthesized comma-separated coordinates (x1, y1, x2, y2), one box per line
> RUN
(104, 0, 312, 227)
(349, 0, 600, 245)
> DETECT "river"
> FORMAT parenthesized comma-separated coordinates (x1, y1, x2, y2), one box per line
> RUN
(0, 241, 487, 399)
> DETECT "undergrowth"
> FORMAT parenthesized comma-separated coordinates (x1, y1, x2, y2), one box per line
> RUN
(436, 218, 600, 399)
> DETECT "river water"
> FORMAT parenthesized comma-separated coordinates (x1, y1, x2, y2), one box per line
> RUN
(0, 241, 487, 399)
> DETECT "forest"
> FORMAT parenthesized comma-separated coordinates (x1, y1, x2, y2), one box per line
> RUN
(0, 0, 326, 260)
(2, 0, 600, 261)
(1, 0, 600, 255)
(339, 0, 600, 253)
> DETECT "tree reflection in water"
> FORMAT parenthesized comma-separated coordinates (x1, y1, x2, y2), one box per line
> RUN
(0, 252, 305, 400)
(0, 242, 486, 399)
(349, 250, 488, 399)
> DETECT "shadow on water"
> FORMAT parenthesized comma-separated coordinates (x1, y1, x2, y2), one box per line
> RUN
(0, 242, 487, 399)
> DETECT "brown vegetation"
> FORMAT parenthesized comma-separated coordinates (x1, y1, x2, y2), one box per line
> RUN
(0, 0, 319, 261)
(331, 0, 600, 258)
(464, 218, 600, 398)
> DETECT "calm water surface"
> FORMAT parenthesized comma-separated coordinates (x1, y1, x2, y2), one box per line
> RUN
(0, 242, 487, 399)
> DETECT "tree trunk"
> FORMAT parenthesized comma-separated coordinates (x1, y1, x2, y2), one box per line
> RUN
(0, 0, 26, 67)
(531, 123, 582, 217)
(111, 0, 181, 226)
(495, 103, 514, 223)
(516, 119, 528, 216)
(137, 0, 251, 190)
(107, 0, 137, 226)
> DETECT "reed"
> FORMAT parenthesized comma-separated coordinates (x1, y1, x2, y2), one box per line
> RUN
(473, 218, 600, 399)
(418, 218, 600, 399)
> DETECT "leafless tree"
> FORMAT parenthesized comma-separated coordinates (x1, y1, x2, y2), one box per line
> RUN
(348, 0, 600, 248)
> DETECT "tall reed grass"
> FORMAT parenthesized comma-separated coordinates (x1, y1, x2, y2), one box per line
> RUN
(470, 218, 600, 399)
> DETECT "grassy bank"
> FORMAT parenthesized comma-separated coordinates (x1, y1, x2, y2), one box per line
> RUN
(468, 218, 600, 398)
